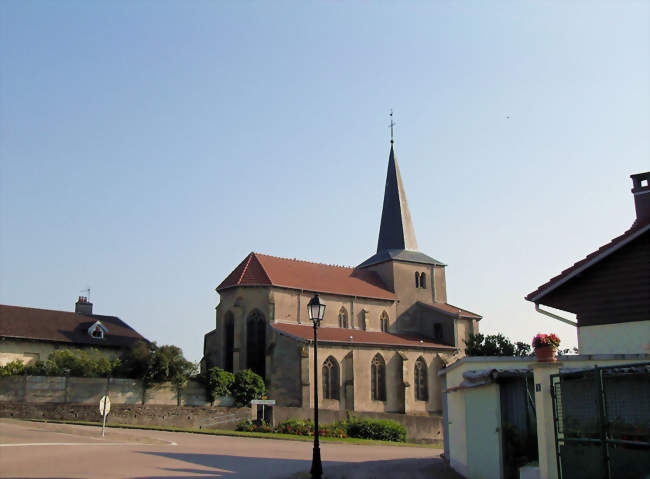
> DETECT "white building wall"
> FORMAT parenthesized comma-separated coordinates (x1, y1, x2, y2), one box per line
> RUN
(447, 386, 468, 478)
(465, 383, 503, 479)
(578, 320, 650, 354)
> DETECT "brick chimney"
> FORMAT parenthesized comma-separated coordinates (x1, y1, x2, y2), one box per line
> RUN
(631, 172, 650, 225)
(75, 296, 93, 315)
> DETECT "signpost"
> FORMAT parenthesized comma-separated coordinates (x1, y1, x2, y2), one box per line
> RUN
(250, 399, 275, 424)
(99, 395, 111, 437)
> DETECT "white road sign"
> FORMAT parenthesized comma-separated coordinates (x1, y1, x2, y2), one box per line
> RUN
(99, 395, 111, 416)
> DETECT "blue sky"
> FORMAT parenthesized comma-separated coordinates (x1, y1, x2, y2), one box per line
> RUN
(1, 1, 648, 363)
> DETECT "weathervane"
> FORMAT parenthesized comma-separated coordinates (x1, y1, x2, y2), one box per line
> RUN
(389, 109, 396, 144)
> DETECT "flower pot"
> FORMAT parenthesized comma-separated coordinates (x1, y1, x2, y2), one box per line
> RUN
(535, 345, 557, 362)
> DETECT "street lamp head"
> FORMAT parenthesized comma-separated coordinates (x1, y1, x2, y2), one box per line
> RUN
(307, 294, 326, 324)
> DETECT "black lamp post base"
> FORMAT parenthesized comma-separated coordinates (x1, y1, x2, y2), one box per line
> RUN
(310, 445, 323, 478)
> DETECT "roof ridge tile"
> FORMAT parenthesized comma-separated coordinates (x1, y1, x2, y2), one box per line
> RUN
(254, 252, 354, 270)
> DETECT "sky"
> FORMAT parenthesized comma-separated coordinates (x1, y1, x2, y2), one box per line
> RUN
(1, 1, 648, 363)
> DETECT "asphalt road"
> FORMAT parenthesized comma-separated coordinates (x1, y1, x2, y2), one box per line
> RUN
(0, 419, 462, 479)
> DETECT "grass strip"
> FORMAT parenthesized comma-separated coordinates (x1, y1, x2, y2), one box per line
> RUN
(24, 418, 441, 448)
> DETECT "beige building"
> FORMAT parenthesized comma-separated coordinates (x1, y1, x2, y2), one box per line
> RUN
(0, 297, 148, 366)
(203, 141, 482, 415)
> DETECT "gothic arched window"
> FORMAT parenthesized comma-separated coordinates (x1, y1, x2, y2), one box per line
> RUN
(339, 307, 348, 329)
(419, 272, 426, 288)
(415, 357, 428, 401)
(246, 310, 266, 379)
(371, 354, 386, 401)
(322, 356, 340, 400)
(380, 311, 389, 332)
(415, 272, 420, 288)
(224, 311, 235, 372)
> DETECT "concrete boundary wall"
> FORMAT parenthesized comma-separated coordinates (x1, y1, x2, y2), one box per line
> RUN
(0, 376, 216, 407)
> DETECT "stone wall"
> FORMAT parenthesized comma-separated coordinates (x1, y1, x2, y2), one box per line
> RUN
(0, 402, 250, 430)
(272, 405, 442, 443)
(0, 375, 220, 407)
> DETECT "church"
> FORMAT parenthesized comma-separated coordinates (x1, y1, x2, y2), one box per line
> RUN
(203, 139, 481, 415)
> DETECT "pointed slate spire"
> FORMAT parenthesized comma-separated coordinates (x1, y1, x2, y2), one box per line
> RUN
(377, 143, 418, 252)
(357, 143, 444, 269)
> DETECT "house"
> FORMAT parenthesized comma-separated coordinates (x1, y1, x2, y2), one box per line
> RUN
(525, 171, 650, 354)
(203, 139, 482, 418)
(0, 296, 148, 366)
(439, 172, 650, 479)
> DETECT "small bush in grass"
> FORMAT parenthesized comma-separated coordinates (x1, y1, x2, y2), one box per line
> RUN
(346, 417, 407, 442)
(235, 419, 273, 433)
(275, 418, 314, 436)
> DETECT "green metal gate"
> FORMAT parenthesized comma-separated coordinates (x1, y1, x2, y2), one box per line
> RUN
(551, 363, 650, 479)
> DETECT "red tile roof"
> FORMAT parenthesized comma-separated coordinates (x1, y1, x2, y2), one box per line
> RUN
(417, 301, 482, 319)
(272, 323, 455, 349)
(217, 253, 397, 301)
(0, 305, 148, 348)
(525, 221, 650, 303)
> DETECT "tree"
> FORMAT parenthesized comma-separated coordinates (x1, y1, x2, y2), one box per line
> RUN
(231, 369, 266, 407)
(115, 340, 158, 382)
(464, 333, 531, 357)
(203, 367, 235, 403)
(116, 341, 196, 387)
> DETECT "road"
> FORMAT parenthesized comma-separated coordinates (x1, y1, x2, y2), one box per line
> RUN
(0, 419, 462, 479)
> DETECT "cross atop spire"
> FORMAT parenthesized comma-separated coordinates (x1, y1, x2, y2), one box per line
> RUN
(389, 109, 396, 144)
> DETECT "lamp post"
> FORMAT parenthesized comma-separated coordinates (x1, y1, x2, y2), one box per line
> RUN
(307, 293, 326, 479)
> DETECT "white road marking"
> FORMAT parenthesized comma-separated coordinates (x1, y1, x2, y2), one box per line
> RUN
(0, 441, 177, 447)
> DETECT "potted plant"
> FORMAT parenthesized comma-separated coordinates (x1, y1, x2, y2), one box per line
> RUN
(532, 333, 560, 362)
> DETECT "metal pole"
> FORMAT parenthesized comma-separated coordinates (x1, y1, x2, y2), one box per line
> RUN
(101, 398, 108, 437)
(310, 322, 323, 479)
(101, 375, 110, 438)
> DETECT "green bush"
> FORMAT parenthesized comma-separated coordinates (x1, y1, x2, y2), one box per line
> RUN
(0, 360, 25, 377)
(236, 418, 347, 438)
(231, 369, 266, 407)
(235, 419, 274, 433)
(204, 367, 234, 403)
(275, 418, 314, 436)
(346, 417, 406, 442)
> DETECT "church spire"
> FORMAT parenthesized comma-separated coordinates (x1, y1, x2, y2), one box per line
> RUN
(376, 142, 418, 252)
(357, 127, 444, 270)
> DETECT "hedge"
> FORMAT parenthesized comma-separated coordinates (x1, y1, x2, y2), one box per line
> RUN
(235, 416, 405, 442)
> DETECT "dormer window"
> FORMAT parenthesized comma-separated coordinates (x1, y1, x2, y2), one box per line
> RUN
(88, 321, 108, 340)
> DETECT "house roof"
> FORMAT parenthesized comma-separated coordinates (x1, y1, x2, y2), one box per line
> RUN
(217, 252, 397, 301)
(272, 322, 456, 350)
(416, 301, 482, 320)
(0, 304, 148, 349)
(525, 221, 650, 304)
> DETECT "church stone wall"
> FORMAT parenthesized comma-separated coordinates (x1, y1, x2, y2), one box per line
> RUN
(300, 341, 455, 415)
(271, 288, 397, 332)
(213, 287, 275, 373)
(268, 330, 302, 407)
